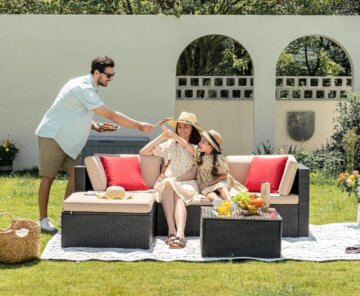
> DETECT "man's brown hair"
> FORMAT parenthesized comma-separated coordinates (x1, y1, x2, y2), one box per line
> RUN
(91, 56, 115, 74)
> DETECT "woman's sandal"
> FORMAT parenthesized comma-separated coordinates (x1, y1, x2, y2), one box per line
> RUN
(165, 233, 176, 245)
(345, 244, 360, 254)
(169, 236, 186, 249)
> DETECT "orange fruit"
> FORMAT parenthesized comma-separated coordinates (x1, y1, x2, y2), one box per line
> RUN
(249, 197, 264, 207)
(249, 193, 258, 199)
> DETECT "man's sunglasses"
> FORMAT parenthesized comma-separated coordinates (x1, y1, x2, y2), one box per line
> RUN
(100, 71, 115, 78)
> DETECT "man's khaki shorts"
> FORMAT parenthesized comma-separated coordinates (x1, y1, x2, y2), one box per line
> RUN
(38, 137, 80, 178)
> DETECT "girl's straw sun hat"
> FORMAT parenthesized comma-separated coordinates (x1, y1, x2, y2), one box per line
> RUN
(201, 130, 223, 152)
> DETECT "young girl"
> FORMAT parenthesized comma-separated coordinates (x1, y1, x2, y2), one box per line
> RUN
(196, 130, 247, 205)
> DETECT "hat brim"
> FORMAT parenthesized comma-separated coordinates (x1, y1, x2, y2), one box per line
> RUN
(201, 131, 222, 152)
(167, 120, 203, 132)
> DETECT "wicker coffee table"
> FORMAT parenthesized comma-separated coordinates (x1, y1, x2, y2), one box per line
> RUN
(200, 207, 282, 258)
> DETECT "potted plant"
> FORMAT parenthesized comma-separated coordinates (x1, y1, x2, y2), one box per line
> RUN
(0, 136, 21, 175)
(336, 170, 360, 226)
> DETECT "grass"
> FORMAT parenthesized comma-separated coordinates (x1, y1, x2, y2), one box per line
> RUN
(1, 173, 360, 296)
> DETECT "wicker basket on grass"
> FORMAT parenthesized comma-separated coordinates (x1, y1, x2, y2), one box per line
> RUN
(0, 213, 41, 264)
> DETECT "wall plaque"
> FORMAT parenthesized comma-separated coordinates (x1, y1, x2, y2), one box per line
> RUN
(287, 111, 315, 141)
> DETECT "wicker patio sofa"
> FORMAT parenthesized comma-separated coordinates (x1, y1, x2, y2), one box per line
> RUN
(72, 154, 309, 238)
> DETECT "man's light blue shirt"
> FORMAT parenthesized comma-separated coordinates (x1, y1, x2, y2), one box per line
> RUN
(35, 74, 104, 159)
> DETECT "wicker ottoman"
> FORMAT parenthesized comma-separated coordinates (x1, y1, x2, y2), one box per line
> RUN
(200, 207, 282, 258)
(61, 192, 155, 249)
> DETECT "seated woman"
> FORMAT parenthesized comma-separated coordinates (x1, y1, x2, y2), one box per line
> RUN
(139, 112, 202, 249)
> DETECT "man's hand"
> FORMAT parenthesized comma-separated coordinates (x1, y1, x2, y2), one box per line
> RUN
(98, 126, 117, 133)
(92, 122, 108, 133)
(139, 122, 156, 133)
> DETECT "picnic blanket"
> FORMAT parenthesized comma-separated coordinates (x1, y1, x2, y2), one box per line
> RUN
(41, 222, 360, 262)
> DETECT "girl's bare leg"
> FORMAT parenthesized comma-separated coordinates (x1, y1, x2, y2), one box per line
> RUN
(217, 187, 231, 201)
(206, 192, 218, 202)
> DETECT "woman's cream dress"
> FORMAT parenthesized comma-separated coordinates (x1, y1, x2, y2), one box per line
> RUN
(152, 139, 202, 205)
(196, 152, 247, 196)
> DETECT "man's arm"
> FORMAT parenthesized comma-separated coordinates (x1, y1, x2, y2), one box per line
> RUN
(93, 105, 155, 132)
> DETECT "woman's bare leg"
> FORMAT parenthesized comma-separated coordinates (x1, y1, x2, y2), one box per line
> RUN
(161, 182, 177, 235)
(174, 195, 187, 238)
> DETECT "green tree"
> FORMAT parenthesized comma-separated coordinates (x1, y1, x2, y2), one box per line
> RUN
(334, 0, 360, 15)
(0, 0, 344, 15)
(176, 35, 252, 76)
(276, 36, 350, 76)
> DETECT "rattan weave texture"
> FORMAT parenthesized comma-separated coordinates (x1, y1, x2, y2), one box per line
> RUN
(200, 207, 282, 258)
(74, 162, 309, 238)
(61, 207, 155, 249)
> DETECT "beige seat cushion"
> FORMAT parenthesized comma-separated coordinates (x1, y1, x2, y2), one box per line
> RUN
(64, 192, 155, 214)
(269, 193, 299, 204)
(85, 154, 162, 191)
(249, 193, 298, 204)
(227, 155, 298, 196)
(187, 194, 298, 206)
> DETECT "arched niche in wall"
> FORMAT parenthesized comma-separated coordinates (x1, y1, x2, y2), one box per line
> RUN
(275, 35, 352, 101)
(275, 35, 352, 145)
(176, 34, 254, 101)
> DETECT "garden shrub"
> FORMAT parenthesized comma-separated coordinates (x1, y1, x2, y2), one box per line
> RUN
(330, 92, 360, 171)
(295, 147, 344, 177)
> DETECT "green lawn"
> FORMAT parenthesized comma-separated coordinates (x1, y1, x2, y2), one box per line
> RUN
(1, 174, 360, 296)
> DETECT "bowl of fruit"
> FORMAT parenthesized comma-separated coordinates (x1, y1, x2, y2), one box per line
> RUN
(232, 192, 264, 215)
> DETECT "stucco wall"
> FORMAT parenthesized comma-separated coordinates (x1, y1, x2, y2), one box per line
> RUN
(0, 15, 359, 169)
(176, 101, 254, 155)
(275, 101, 338, 151)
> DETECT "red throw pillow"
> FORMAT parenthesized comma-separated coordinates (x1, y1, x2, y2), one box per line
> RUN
(244, 156, 288, 193)
(99, 156, 149, 190)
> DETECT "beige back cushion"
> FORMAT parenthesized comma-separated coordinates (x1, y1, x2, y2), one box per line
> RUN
(84, 154, 162, 191)
(227, 155, 298, 196)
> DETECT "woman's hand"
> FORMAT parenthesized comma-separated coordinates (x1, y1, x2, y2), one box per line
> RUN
(157, 174, 166, 183)
(161, 125, 175, 139)
(157, 175, 175, 183)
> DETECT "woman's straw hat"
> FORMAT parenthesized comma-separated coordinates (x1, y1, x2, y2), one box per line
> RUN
(97, 186, 126, 199)
(201, 130, 223, 152)
(168, 111, 203, 132)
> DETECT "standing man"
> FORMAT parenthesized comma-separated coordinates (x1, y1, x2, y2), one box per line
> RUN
(35, 56, 155, 231)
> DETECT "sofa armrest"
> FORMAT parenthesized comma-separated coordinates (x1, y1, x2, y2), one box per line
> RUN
(291, 163, 310, 236)
(74, 165, 93, 192)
